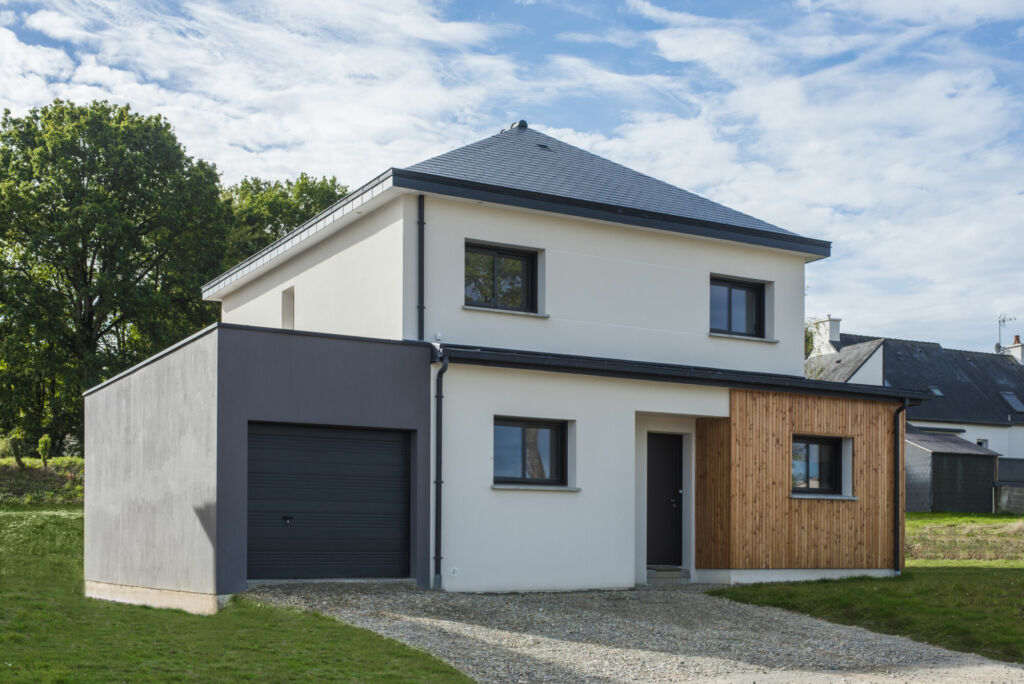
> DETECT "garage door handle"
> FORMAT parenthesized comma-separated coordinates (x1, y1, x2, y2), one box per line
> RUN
(282, 515, 294, 525)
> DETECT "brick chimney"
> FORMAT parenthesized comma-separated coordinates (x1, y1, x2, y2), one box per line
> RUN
(809, 316, 841, 357)
(1006, 334, 1022, 364)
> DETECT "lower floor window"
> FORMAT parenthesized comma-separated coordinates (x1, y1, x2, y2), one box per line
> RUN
(792, 435, 841, 494)
(494, 418, 567, 485)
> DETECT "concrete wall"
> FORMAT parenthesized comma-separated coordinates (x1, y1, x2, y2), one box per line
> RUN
(214, 325, 433, 592)
(438, 363, 729, 592)
(905, 443, 932, 512)
(85, 327, 221, 611)
(996, 485, 1024, 513)
(420, 197, 808, 376)
(84, 324, 433, 612)
(220, 197, 407, 340)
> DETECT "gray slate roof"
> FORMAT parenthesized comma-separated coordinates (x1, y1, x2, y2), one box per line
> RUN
(905, 425, 1000, 456)
(805, 338, 883, 382)
(404, 123, 804, 239)
(809, 333, 1024, 426)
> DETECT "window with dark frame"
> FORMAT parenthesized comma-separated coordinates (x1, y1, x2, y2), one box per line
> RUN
(465, 243, 537, 312)
(791, 435, 841, 494)
(493, 418, 567, 486)
(710, 278, 765, 338)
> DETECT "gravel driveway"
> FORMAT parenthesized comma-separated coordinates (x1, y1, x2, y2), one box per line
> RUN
(246, 581, 1023, 682)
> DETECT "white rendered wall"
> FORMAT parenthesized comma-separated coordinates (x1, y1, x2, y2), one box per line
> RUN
(909, 421, 1014, 458)
(438, 364, 729, 593)
(220, 197, 407, 339)
(419, 197, 809, 376)
(848, 347, 883, 385)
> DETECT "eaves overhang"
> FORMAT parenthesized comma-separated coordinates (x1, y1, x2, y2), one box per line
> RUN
(203, 162, 834, 301)
(390, 168, 832, 260)
(440, 344, 927, 403)
(202, 169, 404, 301)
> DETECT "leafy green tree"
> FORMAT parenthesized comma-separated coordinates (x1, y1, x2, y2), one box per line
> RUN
(0, 100, 228, 461)
(222, 174, 347, 267)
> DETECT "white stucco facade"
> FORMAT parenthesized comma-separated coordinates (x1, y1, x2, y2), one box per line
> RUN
(435, 364, 729, 593)
(909, 421, 1024, 460)
(214, 192, 810, 377)
(219, 196, 410, 340)
(848, 347, 883, 384)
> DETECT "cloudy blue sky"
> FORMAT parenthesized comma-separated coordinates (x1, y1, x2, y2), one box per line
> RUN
(3, 0, 1024, 351)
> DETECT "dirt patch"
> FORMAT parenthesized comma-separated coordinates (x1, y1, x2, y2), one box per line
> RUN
(907, 518, 1024, 561)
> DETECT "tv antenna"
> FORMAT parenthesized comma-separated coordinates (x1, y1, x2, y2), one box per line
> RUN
(997, 313, 1016, 352)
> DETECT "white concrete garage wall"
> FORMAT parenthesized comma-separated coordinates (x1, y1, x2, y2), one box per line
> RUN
(220, 196, 407, 340)
(84, 327, 222, 613)
(419, 197, 808, 376)
(438, 364, 729, 592)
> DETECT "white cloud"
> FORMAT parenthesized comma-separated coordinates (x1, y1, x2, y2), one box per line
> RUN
(0, 0, 1022, 349)
(796, 0, 1024, 26)
(24, 9, 91, 42)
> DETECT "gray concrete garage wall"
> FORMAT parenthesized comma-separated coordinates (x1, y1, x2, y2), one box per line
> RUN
(85, 327, 221, 608)
(84, 323, 433, 612)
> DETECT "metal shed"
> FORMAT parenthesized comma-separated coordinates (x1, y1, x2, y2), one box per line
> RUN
(905, 426, 999, 513)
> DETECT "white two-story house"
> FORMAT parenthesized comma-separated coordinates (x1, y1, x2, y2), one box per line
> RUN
(83, 121, 924, 614)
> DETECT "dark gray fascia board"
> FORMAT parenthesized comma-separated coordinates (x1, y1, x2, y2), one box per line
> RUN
(440, 344, 927, 402)
(84, 323, 437, 397)
(391, 168, 832, 258)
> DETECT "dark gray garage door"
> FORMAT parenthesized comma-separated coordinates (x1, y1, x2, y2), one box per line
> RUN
(247, 423, 410, 579)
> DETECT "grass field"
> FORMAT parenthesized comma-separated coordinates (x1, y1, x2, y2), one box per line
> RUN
(711, 512, 1024, 664)
(0, 506, 469, 682)
(0, 457, 84, 505)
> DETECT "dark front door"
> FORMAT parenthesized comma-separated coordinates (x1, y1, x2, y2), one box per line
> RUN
(647, 433, 683, 566)
(247, 422, 410, 579)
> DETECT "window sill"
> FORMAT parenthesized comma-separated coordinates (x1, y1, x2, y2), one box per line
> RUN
(790, 493, 858, 501)
(708, 332, 779, 343)
(463, 305, 550, 319)
(491, 484, 580, 492)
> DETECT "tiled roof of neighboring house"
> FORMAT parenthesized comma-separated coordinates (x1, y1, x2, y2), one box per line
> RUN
(403, 122, 829, 255)
(905, 424, 1000, 456)
(805, 338, 883, 382)
(810, 333, 1024, 426)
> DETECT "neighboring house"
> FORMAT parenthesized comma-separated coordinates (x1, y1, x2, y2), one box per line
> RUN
(84, 120, 924, 615)
(807, 317, 1024, 512)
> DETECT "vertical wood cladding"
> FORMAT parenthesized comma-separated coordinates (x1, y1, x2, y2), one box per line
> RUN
(695, 389, 903, 570)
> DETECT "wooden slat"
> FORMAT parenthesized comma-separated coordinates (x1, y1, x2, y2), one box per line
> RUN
(694, 389, 903, 570)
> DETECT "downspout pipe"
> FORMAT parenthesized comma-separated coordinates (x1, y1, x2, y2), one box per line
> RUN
(893, 399, 908, 574)
(417, 194, 425, 341)
(433, 349, 449, 589)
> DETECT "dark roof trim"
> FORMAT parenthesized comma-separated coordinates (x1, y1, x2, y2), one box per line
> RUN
(440, 344, 927, 401)
(391, 168, 832, 258)
(202, 169, 397, 297)
(84, 323, 436, 397)
(911, 425, 966, 434)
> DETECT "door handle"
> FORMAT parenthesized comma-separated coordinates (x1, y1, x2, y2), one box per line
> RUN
(282, 515, 294, 525)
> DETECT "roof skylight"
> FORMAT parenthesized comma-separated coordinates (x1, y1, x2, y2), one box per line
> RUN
(999, 391, 1024, 412)
(929, 386, 944, 397)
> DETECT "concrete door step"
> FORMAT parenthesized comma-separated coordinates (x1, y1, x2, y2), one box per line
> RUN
(647, 565, 690, 585)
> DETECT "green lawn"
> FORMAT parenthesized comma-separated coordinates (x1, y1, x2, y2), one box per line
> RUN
(0, 457, 84, 505)
(0, 506, 469, 682)
(711, 512, 1024, 664)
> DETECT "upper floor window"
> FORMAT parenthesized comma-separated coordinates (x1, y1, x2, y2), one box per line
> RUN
(465, 243, 537, 313)
(710, 277, 765, 338)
